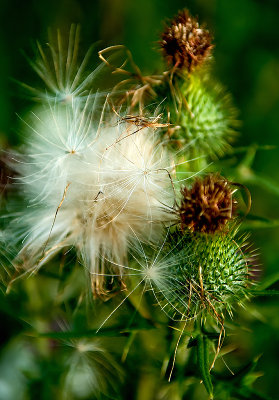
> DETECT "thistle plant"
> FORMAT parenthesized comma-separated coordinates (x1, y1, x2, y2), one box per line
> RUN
(1, 7, 277, 400)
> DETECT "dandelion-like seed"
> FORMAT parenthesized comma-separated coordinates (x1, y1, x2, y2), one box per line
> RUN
(12, 99, 175, 294)
(179, 174, 237, 234)
(22, 25, 104, 105)
(95, 230, 188, 331)
(160, 9, 213, 72)
(61, 337, 121, 399)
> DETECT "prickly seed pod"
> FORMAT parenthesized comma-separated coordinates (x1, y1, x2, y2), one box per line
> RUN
(152, 228, 252, 321)
(179, 174, 237, 234)
(160, 9, 213, 72)
(158, 76, 238, 159)
(174, 74, 239, 158)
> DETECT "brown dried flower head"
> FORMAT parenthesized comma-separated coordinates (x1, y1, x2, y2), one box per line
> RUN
(160, 9, 213, 72)
(179, 174, 236, 234)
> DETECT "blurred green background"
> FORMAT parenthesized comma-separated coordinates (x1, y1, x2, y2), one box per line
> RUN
(0, 0, 279, 399)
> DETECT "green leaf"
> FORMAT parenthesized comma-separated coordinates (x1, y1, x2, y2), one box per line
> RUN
(244, 214, 271, 222)
(244, 171, 279, 197)
(36, 322, 156, 339)
(121, 331, 137, 362)
(188, 330, 220, 348)
(251, 289, 279, 297)
(219, 355, 261, 384)
(187, 337, 198, 348)
(228, 144, 276, 156)
(241, 218, 279, 230)
(244, 388, 273, 400)
(257, 271, 279, 290)
(197, 333, 214, 399)
(202, 329, 221, 341)
(230, 386, 272, 400)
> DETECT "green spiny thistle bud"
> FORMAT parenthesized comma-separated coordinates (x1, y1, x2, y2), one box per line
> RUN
(154, 228, 251, 321)
(172, 74, 239, 159)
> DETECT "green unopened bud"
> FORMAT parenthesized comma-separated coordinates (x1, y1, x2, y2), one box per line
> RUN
(167, 74, 239, 159)
(155, 228, 251, 321)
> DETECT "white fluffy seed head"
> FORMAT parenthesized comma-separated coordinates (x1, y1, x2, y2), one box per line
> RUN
(23, 24, 106, 106)
(62, 338, 121, 399)
(13, 100, 175, 294)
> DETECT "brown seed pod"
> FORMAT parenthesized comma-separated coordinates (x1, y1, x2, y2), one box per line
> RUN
(179, 174, 237, 234)
(160, 9, 213, 72)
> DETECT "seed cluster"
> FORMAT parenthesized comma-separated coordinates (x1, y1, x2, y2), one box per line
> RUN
(160, 10, 213, 72)
(179, 174, 236, 234)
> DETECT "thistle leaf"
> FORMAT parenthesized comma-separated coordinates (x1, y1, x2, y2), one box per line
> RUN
(257, 271, 279, 290)
(197, 333, 214, 398)
(251, 289, 279, 297)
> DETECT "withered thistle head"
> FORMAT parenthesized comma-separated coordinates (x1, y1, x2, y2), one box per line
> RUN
(160, 9, 213, 72)
(179, 174, 236, 234)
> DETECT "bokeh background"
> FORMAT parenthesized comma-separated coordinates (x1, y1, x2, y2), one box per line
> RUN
(0, 0, 279, 399)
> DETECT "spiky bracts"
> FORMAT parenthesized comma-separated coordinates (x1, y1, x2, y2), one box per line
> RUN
(160, 10, 213, 72)
(179, 174, 237, 234)
(179, 229, 251, 317)
(146, 228, 252, 321)
(165, 74, 239, 159)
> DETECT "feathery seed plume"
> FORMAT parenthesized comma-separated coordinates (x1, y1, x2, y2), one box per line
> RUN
(22, 25, 105, 105)
(12, 100, 174, 294)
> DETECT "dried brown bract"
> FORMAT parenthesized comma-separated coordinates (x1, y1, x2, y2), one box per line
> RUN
(179, 174, 236, 234)
(99, 45, 164, 112)
(160, 9, 213, 72)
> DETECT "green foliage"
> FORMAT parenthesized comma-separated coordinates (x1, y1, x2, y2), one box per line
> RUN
(196, 331, 214, 398)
